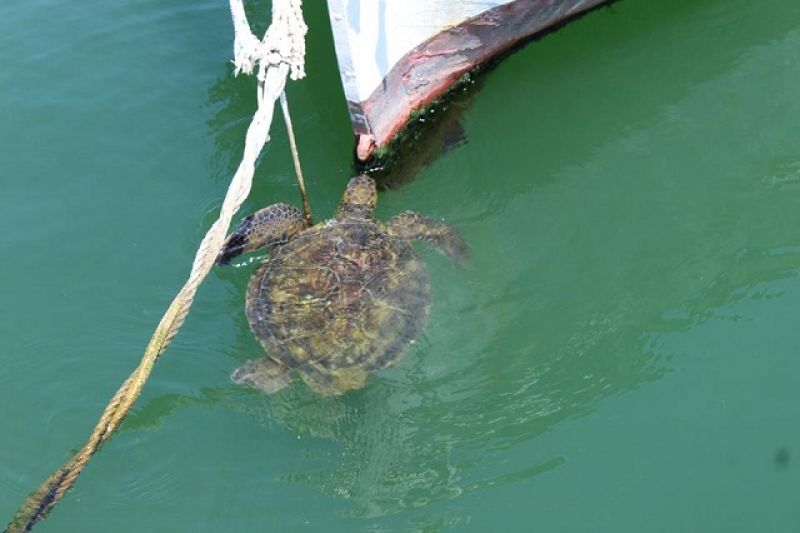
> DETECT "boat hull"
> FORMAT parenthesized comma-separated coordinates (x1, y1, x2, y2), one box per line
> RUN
(327, 0, 612, 161)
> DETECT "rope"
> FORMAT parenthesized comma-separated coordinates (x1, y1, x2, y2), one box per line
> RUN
(280, 91, 313, 225)
(5, 2, 306, 531)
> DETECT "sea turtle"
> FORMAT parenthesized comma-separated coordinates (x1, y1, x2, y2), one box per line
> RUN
(216, 174, 468, 395)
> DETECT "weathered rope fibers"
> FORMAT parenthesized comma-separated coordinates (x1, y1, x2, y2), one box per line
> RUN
(5, 1, 306, 531)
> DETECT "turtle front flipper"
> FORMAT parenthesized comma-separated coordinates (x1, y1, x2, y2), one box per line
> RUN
(231, 357, 294, 394)
(386, 211, 469, 266)
(216, 203, 307, 265)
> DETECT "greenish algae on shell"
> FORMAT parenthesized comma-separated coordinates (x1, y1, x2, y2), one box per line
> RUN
(245, 218, 430, 393)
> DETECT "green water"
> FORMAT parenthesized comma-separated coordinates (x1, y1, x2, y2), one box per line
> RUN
(3, 1, 800, 531)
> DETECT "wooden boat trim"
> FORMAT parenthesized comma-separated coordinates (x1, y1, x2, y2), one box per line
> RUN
(328, 0, 612, 161)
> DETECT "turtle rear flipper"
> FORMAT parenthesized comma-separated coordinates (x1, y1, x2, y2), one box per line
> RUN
(217, 203, 307, 265)
(231, 357, 294, 394)
(386, 211, 469, 266)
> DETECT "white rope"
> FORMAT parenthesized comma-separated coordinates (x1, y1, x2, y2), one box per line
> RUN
(188, 0, 307, 283)
(191, 0, 307, 285)
(5, 3, 307, 531)
(230, 0, 307, 80)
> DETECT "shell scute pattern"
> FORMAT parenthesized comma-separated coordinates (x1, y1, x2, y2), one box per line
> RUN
(246, 221, 430, 378)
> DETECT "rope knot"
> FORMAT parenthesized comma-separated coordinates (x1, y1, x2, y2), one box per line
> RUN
(231, 0, 307, 80)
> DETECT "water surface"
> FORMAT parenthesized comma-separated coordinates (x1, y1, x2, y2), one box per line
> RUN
(2, 1, 800, 531)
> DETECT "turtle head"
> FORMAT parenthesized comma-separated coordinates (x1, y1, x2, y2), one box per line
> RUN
(336, 175, 377, 220)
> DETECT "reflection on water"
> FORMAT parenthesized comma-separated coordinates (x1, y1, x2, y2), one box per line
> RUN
(128, 235, 800, 520)
(131, 290, 662, 518)
(4, 0, 800, 530)
(126, 0, 800, 521)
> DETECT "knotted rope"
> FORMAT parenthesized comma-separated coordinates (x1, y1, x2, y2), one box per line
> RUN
(5, 2, 306, 531)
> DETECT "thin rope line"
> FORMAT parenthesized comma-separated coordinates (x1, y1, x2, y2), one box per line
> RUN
(280, 90, 313, 225)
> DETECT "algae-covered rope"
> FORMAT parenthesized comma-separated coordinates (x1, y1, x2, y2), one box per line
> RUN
(280, 91, 313, 225)
(5, 2, 306, 531)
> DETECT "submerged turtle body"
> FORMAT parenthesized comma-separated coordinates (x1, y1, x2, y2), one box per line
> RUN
(246, 219, 430, 394)
(218, 175, 467, 395)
